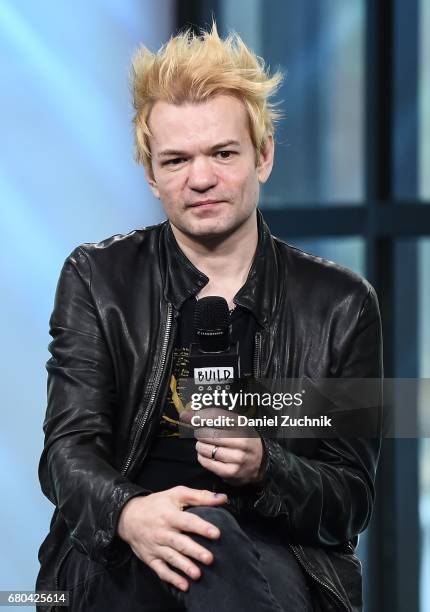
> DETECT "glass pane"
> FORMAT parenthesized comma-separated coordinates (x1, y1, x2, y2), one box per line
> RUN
(419, 239, 430, 611)
(419, 0, 430, 200)
(219, 0, 365, 206)
(0, 0, 175, 595)
(284, 237, 365, 276)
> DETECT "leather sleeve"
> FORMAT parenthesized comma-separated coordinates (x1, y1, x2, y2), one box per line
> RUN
(253, 285, 383, 546)
(38, 248, 148, 563)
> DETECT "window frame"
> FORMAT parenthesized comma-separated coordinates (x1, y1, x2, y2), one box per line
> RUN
(176, 2, 429, 610)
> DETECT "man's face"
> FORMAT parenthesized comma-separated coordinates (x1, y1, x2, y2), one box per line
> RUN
(145, 95, 274, 241)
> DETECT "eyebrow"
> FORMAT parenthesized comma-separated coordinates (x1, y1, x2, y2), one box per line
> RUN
(157, 140, 241, 158)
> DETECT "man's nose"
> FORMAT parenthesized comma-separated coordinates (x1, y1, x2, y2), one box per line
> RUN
(187, 156, 217, 191)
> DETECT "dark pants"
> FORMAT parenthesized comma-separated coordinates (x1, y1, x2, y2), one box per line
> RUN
(60, 506, 314, 612)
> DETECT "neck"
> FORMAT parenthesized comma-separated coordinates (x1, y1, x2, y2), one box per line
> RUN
(170, 212, 259, 309)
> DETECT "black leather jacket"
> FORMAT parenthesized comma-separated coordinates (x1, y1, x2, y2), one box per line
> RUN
(36, 211, 382, 612)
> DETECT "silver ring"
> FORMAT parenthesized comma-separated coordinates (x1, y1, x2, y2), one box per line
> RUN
(211, 445, 219, 460)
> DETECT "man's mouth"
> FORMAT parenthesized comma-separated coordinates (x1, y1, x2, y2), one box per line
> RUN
(188, 200, 223, 208)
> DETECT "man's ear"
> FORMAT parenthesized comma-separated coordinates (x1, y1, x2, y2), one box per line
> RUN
(257, 135, 275, 184)
(144, 161, 160, 199)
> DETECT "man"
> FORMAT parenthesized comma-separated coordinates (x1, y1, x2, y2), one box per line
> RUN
(36, 24, 382, 612)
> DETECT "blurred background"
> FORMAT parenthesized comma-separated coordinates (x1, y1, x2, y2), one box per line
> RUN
(0, 0, 429, 610)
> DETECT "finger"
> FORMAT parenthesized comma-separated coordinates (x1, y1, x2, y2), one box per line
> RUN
(169, 510, 222, 540)
(192, 426, 228, 440)
(157, 531, 214, 565)
(197, 452, 240, 478)
(195, 433, 247, 447)
(149, 558, 189, 592)
(181, 408, 233, 420)
(178, 410, 225, 432)
(158, 545, 202, 581)
(195, 441, 244, 464)
(171, 485, 228, 508)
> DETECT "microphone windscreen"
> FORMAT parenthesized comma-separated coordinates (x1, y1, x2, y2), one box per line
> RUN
(194, 296, 230, 351)
(194, 296, 229, 330)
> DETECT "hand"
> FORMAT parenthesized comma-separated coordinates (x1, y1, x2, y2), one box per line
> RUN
(117, 486, 228, 592)
(180, 408, 266, 486)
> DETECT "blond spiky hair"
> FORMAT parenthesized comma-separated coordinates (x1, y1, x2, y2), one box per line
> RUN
(130, 23, 283, 167)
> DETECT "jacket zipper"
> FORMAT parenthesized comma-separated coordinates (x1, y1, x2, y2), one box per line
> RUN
(289, 544, 350, 611)
(53, 306, 174, 600)
(253, 331, 262, 379)
(54, 542, 73, 594)
(121, 302, 173, 476)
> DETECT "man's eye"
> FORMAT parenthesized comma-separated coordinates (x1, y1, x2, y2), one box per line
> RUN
(216, 150, 235, 159)
(165, 158, 186, 166)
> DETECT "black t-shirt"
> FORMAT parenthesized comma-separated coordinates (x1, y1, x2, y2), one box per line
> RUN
(135, 296, 259, 494)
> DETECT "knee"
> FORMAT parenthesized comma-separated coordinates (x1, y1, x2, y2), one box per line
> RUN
(185, 506, 260, 567)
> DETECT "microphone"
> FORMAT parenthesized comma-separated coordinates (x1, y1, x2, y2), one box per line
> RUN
(189, 296, 240, 388)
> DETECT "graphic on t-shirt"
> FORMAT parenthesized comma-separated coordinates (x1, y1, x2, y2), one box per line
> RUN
(159, 346, 193, 437)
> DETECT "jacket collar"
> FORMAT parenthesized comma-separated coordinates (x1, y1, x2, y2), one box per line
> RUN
(160, 209, 284, 329)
